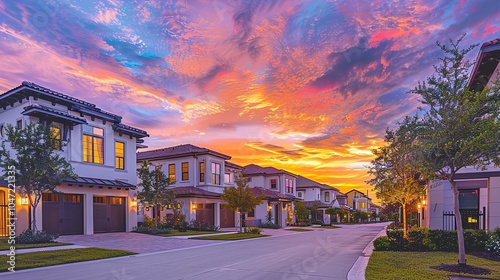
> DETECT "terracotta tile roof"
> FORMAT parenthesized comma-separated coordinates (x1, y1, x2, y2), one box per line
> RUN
(251, 187, 296, 201)
(303, 201, 334, 208)
(482, 38, 500, 48)
(171, 186, 221, 198)
(137, 144, 231, 161)
(225, 161, 244, 170)
(296, 175, 340, 191)
(243, 164, 297, 177)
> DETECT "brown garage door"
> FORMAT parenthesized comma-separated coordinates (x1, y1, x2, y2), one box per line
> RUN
(93, 196, 126, 233)
(42, 193, 83, 235)
(196, 203, 214, 226)
(220, 205, 235, 228)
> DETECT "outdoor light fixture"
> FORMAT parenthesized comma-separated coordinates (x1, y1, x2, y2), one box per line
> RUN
(418, 204, 421, 209)
(192, 203, 197, 210)
(422, 199, 427, 205)
(21, 197, 29, 205)
(160, 206, 165, 211)
(145, 206, 150, 211)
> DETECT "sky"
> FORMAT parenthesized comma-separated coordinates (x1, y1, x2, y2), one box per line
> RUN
(0, 0, 499, 197)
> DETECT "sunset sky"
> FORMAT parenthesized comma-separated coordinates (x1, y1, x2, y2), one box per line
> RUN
(1, 0, 499, 196)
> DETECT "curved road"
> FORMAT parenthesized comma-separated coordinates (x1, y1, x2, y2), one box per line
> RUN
(3, 223, 387, 280)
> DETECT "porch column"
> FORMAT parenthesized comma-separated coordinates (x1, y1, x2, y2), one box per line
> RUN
(215, 202, 221, 228)
(84, 194, 93, 234)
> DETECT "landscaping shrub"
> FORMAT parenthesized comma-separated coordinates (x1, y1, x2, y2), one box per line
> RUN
(187, 219, 219, 231)
(373, 236, 391, 251)
(464, 229, 488, 252)
(17, 229, 58, 244)
(244, 227, 261, 234)
(425, 230, 457, 252)
(259, 222, 281, 229)
(486, 227, 500, 256)
(385, 229, 408, 251)
(407, 227, 428, 251)
(311, 220, 324, 226)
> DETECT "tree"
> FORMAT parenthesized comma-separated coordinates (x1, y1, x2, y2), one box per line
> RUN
(367, 116, 426, 237)
(221, 173, 265, 232)
(325, 207, 347, 223)
(294, 201, 310, 226)
(0, 123, 76, 232)
(137, 160, 176, 229)
(410, 35, 500, 266)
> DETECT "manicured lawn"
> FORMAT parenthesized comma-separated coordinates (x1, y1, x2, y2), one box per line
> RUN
(366, 251, 500, 280)
(285, 228, 313, 232)
(190, 233, 269, 241)
(0, 239, 72, 250)
(0, 248, 136, 272)
(158, 230, 218, 237)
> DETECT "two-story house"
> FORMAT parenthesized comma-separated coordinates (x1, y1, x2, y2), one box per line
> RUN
(296, 175, 341, 224)
(345, 189, 372, 213)
(242, 164, 297, 227)
(136, 144, 242, 228)
(0, 81, 148, 236)
(423, 38, 500, 231)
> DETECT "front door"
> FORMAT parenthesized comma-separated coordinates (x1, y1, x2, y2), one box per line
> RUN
(0, 189, 7, 237)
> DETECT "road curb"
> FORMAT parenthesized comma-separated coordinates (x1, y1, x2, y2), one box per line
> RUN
(347, 225, 387, 280)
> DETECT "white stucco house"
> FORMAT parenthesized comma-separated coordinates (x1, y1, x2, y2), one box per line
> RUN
(242, 164, 298, 228)
(136, 144, 242, 228)
(296, 175, 341, 224)
(423, 38, 500, 231)
(0, 81, 148, 236)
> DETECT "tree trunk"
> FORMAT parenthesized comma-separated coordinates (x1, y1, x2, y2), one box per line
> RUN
(154, 204, 159, 229)
(30, 195, 38, 233)
(450, 180, 466, 266)
(402, 203, 407, 238)
(240, 212, 244, 233)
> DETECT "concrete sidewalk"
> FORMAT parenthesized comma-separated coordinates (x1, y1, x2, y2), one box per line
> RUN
(0, 244, 87, 255)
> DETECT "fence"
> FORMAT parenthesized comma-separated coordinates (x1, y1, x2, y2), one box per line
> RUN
(443, 207, 486, 230)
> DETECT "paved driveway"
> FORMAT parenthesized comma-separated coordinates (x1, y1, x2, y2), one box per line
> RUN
(58, 232, 222, 253)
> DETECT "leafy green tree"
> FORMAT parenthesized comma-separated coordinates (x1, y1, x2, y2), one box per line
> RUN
(367, 116, 426, 237)
(221, 172, 265, 232)
(325, 207, 347, 223)
(410, 36, 500, 265)
(0, 123, 76, 232)
(137, 160, 176, 229)
(294, 201, 310, 225)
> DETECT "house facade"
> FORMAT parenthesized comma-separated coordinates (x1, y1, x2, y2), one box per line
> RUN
(242, 164, 297, 228)
(423, 38, 500, 232)
(296, 175, 341, 224)
(345, 189, 372, 213)
(136, 144, 242, 228)
(0, 81, 148, 236)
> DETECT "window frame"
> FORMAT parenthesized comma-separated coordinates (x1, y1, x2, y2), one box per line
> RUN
(224, 173, 231, 184)
(50, 124, 62, 150)
(169, 163, 176, 183)
(115, 141, 125, 170)
(181, 162, 189, 181)
(82, 125, 104, 164)
(325, 191, 330, 202)
(270, 179, 277, 189)
(199, 162, 205, 183)
(211, 162, 221, 185)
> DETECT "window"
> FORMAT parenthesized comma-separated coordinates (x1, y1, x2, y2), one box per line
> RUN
(50, 125, 62, 150)
(248, 209, 255, 217)
(93, 197, 105, 204)
(285, 178, 293, 193)
(110, 197, 124, 204)
(16, 120, 22, 129)
(182, 162, 189, 181)
(225, 173, 231, 183)
(325, 192, 330, 202)
(169, 164, 176, 183)
(83, 125, 104, 164)
(211, 162, 221, 185)
(115, 141, 125, 169)
(297, 192, 303, 198)
(0, 124, 4, 137)
(199, 162, 205, 182)
(63, 195, 81, 203)
(42, 193, 58, 202)
(270, 179, 277, 189)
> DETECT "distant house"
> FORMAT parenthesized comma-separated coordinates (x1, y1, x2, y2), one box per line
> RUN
(345, 189, 372, 213)
(243, 164, 297, 228)
(136, 144, 242, 228)
(0, 81, 148, 236)
(296, 175, 341, 224)
(423, 38, 500, 231)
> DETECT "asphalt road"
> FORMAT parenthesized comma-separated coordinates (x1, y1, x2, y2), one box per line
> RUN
(3, 223, 386, 280)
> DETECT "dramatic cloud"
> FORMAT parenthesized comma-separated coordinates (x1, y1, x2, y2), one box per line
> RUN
(0, 0, 499, 197)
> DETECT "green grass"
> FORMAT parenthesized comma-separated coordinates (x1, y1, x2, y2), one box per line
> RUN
(158, 230, 218, 237)
(366, 251, 500, 280)
(285, 228, 313, 232)
(190, 233, 269, 240)
(0, 239, 72, 250)
(313, 225, 340, 229)
(0, 248, 136, 272)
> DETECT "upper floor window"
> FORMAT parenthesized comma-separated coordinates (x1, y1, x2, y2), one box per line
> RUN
(169, 164, 176, 183)
(297, 192, 303, 198)
(115, 141, 125, 170)
(182, 162, 189, 181)
(285, 178, 293, 193)
(83, 125, 104, 164)
(225, 173, 231, 183)
(211, 162, 221, 185)
(16, 120, 22, 129)
(50, 125, 62, 150)
(270, 179, 277, 189)
(199, 162, 205, 182)
(325, 191, 330, 202)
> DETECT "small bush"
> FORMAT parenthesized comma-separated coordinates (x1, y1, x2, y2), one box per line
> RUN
(187, 219, 219, 231)
(245, 227, 261, 234)
(425, 230, 457, 252)
(260, 222, 281, 229)
(385, 229, 408, 251)
(464, 229, 488, 252)
(486, 227, 500, 255)
(311, 220, 324, 226)
(373, 236, 391, 251)
(17, 229, 58, 244)
(407, 227, 429, 251)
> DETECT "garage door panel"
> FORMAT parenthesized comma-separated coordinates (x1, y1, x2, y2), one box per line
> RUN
(196, 203, 214, 226)
(43, 193, 83, 235)
(93, 196, 126, 233)
(220, 205, 235, 228)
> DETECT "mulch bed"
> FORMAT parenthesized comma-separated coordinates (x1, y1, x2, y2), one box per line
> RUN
(469, 251, 500, 262)
(430, 264, 491, 275)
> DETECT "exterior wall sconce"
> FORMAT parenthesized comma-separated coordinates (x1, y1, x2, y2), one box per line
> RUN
(145, 206, 150, 212)
(192, 203, 197, 210)
(131, 200, 137, 207)
(422, 200, 427, 205)
(282, 203, 286, 210)
(417, 204, 421, 209)
(21, 197, 29, 205)
(160, 206, 165, 211)
(267, 202, 272, 211)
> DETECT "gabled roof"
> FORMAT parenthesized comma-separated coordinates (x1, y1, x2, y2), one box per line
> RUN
(243, 164, 297, 177)
(172, 186, 221, 198)
(468, 38, 500, 92)
(137, 144, 231, 161)
(345, 189, 372, 200)
(251, 187, 296, 201)
(225, 161, 244, 170)
(295, 175, 339, 191)
(303, 201, 335, 209)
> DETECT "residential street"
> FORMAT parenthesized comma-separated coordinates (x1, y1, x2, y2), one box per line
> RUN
(3, 223, 386, 280)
